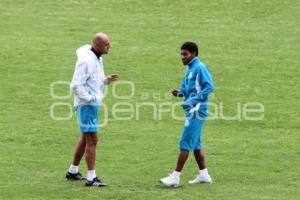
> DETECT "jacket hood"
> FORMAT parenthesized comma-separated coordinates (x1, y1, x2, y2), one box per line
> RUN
(76, 44, 92, 59)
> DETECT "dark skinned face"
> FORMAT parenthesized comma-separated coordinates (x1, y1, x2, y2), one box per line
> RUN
(181, 49, 196, 65)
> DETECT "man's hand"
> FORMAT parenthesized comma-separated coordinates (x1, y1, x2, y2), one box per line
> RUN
(105, 74, 119, 84)
(171, 88, 179, 97)
(171, 88, 184, 97)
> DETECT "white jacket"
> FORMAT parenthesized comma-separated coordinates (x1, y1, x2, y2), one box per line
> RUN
(70, 45, 106, 107)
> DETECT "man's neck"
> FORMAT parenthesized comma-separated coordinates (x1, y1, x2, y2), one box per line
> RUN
(91, 47, 101, 59)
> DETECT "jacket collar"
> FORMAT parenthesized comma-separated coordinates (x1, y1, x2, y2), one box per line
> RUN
(188, 56, 200, 67)
(90, 47, 101, 59)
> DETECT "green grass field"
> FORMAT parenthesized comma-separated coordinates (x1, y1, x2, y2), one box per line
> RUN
(1, 0, 299, 199)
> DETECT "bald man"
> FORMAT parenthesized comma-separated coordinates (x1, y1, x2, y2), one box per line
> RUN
(66, 33, 119, 187)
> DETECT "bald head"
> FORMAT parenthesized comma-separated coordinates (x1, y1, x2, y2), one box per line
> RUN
(92, 32, 111, 55)
(93, 33, 109, 44)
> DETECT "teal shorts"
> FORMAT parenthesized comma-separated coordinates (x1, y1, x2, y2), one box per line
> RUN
(76, 105, 99, 133)
(179, 112, 205, 151)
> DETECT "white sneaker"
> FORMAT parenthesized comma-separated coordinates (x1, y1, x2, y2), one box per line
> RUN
(188, 173, 212, 184)
(160, 173, 180, 187)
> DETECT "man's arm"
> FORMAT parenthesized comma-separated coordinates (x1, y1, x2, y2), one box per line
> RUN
(178, 76, 186, 97)
(70, 61, 95, 103)
(182, 67, 214, 109)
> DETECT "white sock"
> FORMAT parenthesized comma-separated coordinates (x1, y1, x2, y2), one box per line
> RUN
(87, 170, 96, 181)
(68, 164, 79, 174)
(172, 170, 181, 177)
(200, 168, 208, 175)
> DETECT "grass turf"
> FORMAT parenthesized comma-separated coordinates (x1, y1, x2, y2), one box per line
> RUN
(0, 0, 299, 199)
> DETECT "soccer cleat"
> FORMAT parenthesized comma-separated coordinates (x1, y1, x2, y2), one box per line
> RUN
(85, 177, 107, 187)
(160, 173, 180, 188)
(188, 173, 212, 184)
(66, 172, 86, 181)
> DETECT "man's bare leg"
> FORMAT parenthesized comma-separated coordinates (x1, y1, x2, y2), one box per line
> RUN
(175, 150, 189, 172)
(85, 133, 98, 171)
(72, 134, 86, 166)
(194, 149, 206, 170)
(188, 149, 212, 184)
(66, 134, 87, 180)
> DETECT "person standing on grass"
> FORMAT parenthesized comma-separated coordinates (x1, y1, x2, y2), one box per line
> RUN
(65, 33, 119, 187)
(160, 42, 214, 187)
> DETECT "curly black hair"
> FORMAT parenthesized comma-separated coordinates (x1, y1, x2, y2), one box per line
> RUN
(181, 42, 198, 56)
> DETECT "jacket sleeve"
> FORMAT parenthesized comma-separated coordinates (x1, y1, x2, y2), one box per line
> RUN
(183, 66, 214, 108)
(178, 75, 186, 97)
(70, 61, 94, 103)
